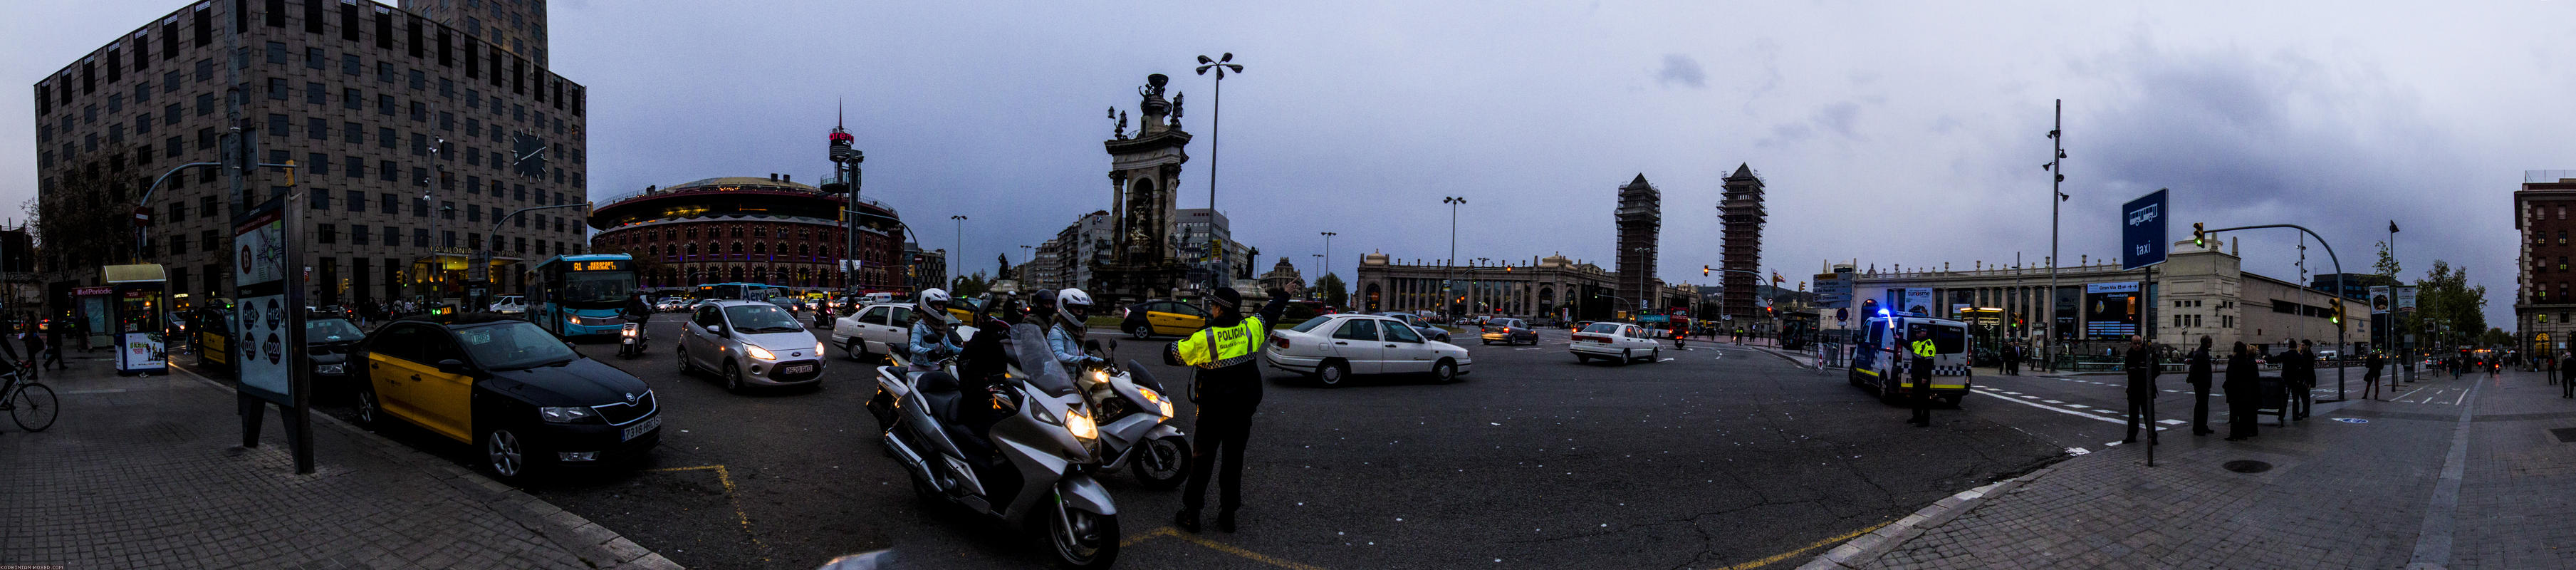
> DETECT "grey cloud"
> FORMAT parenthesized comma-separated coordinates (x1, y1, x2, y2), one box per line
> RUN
(1656, 53, 1706, 88)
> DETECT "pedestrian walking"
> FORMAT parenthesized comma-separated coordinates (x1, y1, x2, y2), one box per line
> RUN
(2362, 349, 2385, 400)
(2123, 336, 2160, 444)
(39, 318, 63, 370)
(2001, 343, 2020, 375)
(19, 322, 48, 370)
(2188, 336, 2215, 435)
(1906, 329, 1936, 428)
(1168, 287, 1290, 534)
(2224, 341, 2260, 440)
(2290, 340, 2315, 420)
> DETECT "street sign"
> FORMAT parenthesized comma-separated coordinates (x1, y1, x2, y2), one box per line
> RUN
(2121, 188, 2169, 270)
(1835, 308, 1849, 323)
(2368, 286, 2391, 315)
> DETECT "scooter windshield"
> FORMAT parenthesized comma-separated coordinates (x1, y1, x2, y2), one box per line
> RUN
(1010, 323, 1080, 398)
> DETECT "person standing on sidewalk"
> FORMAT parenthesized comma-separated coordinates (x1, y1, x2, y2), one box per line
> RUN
(1907, 328, 1936, 428)
(2363, 348, 2385, 400)
(2001, 343, 2020, 375)
(2189, 336, 2215, 435)
(2122, 335, 2160, 444)
(2225, 341, 2260, 440)
(2292, 340, 2316, 420)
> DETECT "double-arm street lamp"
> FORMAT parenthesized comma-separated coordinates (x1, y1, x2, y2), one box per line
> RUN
(949, 215, 969, 289)
(1194, 53, 1244, 214)
(1443, 196, 1466, 322)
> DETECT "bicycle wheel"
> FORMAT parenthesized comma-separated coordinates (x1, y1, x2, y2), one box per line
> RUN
(11, 382, 57, 432)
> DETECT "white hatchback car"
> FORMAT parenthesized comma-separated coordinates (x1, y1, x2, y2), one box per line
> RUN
(828, 302, 917, 362)
(1263, 314, 1473, 387)
(678, 300, 828, 392)
(1569, 321, 1664, 364)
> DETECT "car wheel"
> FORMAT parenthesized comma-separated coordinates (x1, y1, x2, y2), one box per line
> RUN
(1481, 339, 1492, 346)
(676, 346, 693, 375)
(843, 338, 867, 361)
(1574, 353, 1590, 363)
(723, 360, 747, 393)
(1618, 348, 1632, 366)
(1317, 360, 1350, 388)
(481, 425, 543, 483)
(1433, 359, 1459, 384)
(1651, 348, 1662, 362)
(353, 381, 381, 429)
(1127, 323, 1152, 339)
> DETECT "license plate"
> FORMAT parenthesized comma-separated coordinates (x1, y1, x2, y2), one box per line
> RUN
(622, 337, 635, 345)
(781, 363, 815, 375)
(621, 415, 660, 442)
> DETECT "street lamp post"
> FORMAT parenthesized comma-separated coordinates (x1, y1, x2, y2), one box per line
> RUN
(1194, 53, 1244, 214)
(1443, 196, 1466, 322)
(949, 215, 968, 289)
(2043, 99, 2068, 368)
(1319, 231, 1337, 280)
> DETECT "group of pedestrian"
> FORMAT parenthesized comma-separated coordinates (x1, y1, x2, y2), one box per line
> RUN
(11, 314, 66, 370)
(1998, 341, 2030, 375)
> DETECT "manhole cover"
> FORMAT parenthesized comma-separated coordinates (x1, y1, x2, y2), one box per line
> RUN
(2552, 428, 2576, 443)
(2222, 460, 2273, 474)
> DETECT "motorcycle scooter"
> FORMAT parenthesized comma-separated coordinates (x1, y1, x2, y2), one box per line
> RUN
(617, 314, 650, 358)
(1068, 338, 1189, 489)
(882, 323, 1120, 569)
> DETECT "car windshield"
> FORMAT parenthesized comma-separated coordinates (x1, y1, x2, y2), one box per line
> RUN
(561, 271, 633, 305)
(305, 318, 363, 342)
(1582, 323, 1622, 334)
(455, 321, 579, 370)
(1290, 316, 1333, 333)
(723, 304, 806, 333)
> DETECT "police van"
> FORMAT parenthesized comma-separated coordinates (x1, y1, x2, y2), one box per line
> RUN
(1846, 312, 1973, 407)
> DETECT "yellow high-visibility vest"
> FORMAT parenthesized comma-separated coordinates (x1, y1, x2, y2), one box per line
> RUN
(1177, 315, 1270, 369)
(1911, 338, 1936, 358)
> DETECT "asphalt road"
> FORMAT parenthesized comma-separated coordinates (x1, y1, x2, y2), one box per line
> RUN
(198, 314, 2219, 569)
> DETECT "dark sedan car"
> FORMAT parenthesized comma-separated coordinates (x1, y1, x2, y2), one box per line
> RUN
(306, 318, 366, 385)
(354, 314, 661, 482)
(1479, 318, 1539, 346)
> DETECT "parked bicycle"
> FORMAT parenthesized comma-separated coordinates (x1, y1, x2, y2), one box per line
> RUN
(2, 359, 58, 432)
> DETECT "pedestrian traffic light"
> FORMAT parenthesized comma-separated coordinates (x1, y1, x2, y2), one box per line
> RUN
(2192, 222, 2206, 247)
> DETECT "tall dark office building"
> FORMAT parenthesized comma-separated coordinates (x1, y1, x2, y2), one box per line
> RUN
(1615, 174, 1660, 312)
(30, 0, 587, 306)
(1719, 163, 1766, 317)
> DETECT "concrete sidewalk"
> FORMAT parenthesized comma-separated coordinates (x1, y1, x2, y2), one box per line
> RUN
(0, 351, 679, 569)
(1802, 369, 2576, 569)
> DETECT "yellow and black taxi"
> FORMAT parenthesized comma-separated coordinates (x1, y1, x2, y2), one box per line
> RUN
(1120, 299, 1210, 339)
(194, 306, 234, 370)
(353, 314, 661, 482)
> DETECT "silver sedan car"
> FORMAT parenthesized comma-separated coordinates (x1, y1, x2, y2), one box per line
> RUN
(677, 300, 828, 393)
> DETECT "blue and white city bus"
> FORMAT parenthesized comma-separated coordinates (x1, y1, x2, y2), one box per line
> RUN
(532, 254, 639, 337)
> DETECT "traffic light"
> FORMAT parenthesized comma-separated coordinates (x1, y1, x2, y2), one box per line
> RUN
(2192, 222, 2206, 247)
(1702, 265, 1711, 276)
(2330, 299, 2345, 326)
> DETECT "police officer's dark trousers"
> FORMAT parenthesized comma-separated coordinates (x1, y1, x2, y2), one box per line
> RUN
(1908, 360, 1933, 426)
(1183, 400, 1256, 514)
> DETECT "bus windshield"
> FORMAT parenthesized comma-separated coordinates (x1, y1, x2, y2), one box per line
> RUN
(560, 271, 635, 306)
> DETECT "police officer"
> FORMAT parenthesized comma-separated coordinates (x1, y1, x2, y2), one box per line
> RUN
(1907, 328, 1936, 427)
(2123, 335, 2160, 444)
(1167, 287, 1289, 533)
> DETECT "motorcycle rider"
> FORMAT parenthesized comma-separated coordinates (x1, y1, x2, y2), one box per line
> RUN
(1050, 289, 1105, 370)
(908, 289, 964, 373)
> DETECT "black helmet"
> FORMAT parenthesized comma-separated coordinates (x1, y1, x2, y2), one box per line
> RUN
(1029, 289, 1059, 311)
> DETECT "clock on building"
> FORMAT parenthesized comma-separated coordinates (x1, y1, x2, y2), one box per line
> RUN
(511, 133, 549, 177)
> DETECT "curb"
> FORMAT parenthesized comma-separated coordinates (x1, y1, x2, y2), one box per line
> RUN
(1794, 464, 2060, 570)
(169, 363, 685, 570)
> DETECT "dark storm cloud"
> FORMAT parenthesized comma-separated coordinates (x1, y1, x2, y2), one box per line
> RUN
(1656, 53, 1706, 88)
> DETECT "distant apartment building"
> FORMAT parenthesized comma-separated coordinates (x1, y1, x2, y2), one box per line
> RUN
(2516, 170, 2576, 356)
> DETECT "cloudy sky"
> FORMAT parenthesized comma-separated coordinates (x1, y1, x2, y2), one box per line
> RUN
(5, 1, 2562, 327)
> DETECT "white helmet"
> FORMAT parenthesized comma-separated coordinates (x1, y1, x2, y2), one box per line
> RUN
(918, 289, 953, 322)
(1057, 289, 1094, 328)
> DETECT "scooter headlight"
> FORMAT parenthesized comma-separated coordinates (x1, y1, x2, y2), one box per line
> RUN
(1139, 387, 1174, 418)
(1065, 409, 1098, 440)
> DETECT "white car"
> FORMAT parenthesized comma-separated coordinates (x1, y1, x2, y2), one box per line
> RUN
(1570, 321, 1664, 364)
(488, 295, 527, 315)
(1263, 314, 1472, 387)
(677, 300, 828, 392)
(830, 303, 919, 362)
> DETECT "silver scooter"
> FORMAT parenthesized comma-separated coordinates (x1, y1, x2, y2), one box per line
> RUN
(881, 323, 1120, 569)
(1069, 338, 1189, 489)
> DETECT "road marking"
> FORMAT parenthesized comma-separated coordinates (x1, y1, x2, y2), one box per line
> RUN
(2157, 419, 2186, 425)
(2065, 403, 2091, 409)
(1999, 391, 2021, 395)
(1714, 519, 1894, 570)
(2042, 400, 2065, 404)
(651, 465, 767, 559)
(1971, 388, 2164, 430)
(1122, 526, 1330, 570)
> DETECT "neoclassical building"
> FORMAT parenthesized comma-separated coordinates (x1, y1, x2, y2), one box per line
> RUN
(586, 175, 904, 291)
(1356, 252, 1684, 321)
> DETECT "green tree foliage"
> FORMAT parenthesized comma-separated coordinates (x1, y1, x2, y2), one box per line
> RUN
(2374, 239, 2402, 280)
(2478, 327, 2513, 348)
(1313, 272, 1350, 307)
(2397, 260, 2486, 349)
(950, 271, 989, 299)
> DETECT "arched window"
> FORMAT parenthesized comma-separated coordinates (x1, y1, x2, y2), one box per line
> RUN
(686, 243, 699, 255)
(798, 244, 810, 256)
(753, 242, 767, 255)
(731, 242, 745, 254)
(731, 226, 744, 238)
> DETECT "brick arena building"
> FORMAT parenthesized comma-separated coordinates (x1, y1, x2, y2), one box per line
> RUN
(586, 175, 905, 291)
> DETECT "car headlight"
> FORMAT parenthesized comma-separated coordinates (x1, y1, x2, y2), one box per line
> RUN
(745, 345, 777, 360)
(318, 363, 345, 375)
(815, 341, 827, 354)
(1139, 387, 1174, 418)
(540, 406, 598, 423)
(1065, 409, 1098, 440)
